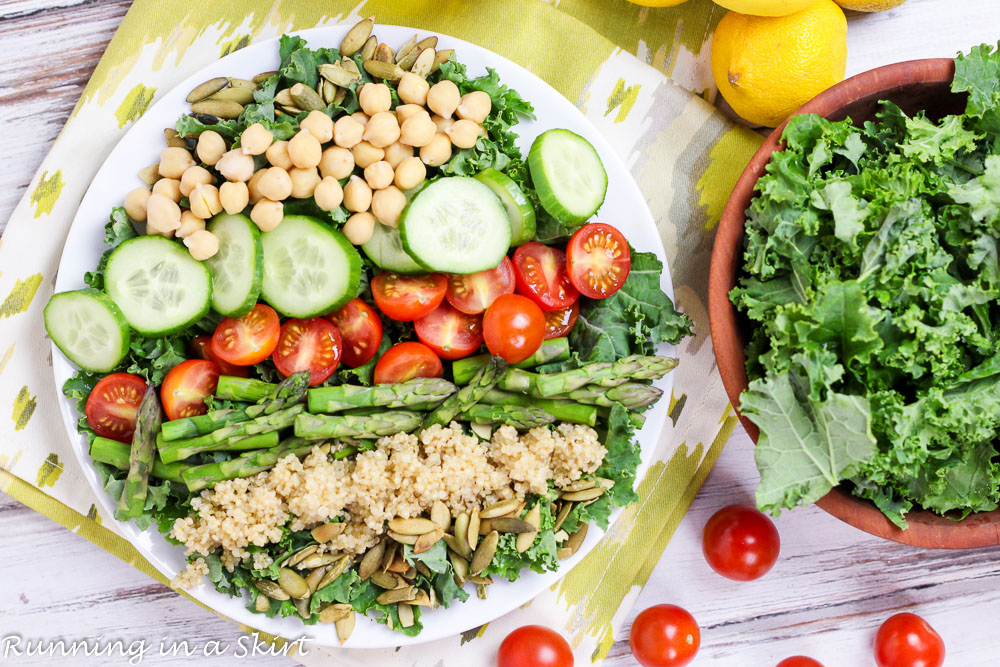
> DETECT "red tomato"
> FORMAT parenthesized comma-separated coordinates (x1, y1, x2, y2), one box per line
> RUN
(874, 613, 945, 667)
(373, 342, 443, 384)
(191, 336, 249, 378)
(161, 359, 220, 421)
(328, 298, 383, 368)
(414, 302, 483, 360)
(85, 373, 148, 443)
(497, 625, 573, 667)
(211, 304, 280, 366)
(544, 301, 579, 340)
(702, 504, 780, 581)
(483, 293, 545, 364)
(272, 318, 343, 386)
(629, 604, 700, 667)
(371, 272, 447, 322)
(777, 658, 824, 667)
(512, 242, 579, 312)
(566, 223, 631, 299)
(445, 256, 515, 315)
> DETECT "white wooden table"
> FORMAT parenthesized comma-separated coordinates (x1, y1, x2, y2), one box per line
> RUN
(2, 1, 999, 665)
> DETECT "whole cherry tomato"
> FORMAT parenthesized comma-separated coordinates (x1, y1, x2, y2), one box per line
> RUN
(373, 342, 443, 385)
(629, 604, 700, 667)
(160, 359, 220, 421)
(702, 504, 780, 581)
(496, 625, 573, 667)
(483, 293, 545, 364)
(776, 657, 824, 667)
(874, 613, 945, 667)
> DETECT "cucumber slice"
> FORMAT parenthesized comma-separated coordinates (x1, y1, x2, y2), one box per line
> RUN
(399, 176, 511, 274)
(362, 221, 425, 275)
(45, 289, 130, 372)
(474, 168, 536, 246)
(261, 215, 361, 317)
(205, 213, 263, 318)
(105, 236, 212, 336)
(528, 129, 608, 225)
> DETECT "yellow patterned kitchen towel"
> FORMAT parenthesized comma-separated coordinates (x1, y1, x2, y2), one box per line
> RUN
(0, 0, 762, 662)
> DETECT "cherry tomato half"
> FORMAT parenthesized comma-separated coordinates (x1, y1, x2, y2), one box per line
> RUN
(629, 604, 700, 667)
(445, 256, 516, 315)
(191, 336, 249, 378)
(414, 301, 483, 360)
(544, 301, 579, 340)
(272, 318, 343, 386)
(566, 223, 631, 299)
(373, 342, 443, 384)
(161, 359, 220, 421)
(483, 293, 545, 364)
(211, 304, 280, 366)
(874, 613, 945, 667)
(777, 658, 824, 667)
(512, 242, 579, 312)
(371, 272, 447, 322)
(328, 298, 383, 368)
(702, 504, 780, 581)
(85, 373, 148, 443)
(497, 625, 574, 667)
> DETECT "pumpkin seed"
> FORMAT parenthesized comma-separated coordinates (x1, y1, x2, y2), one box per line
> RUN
(358, 541, 384, 581)
(387, 552, 409, 573)
(416, 36, 439, 52)
(293, 597, 310, 619)
(566, 522, 588, 556)
(414, 527, 444, 554)
(376, 586, 417, 605)
(442, 533, 462, 554)
(311, 522, 346, 543)
(410, 589, 433, 607)
(397, 47, 421, 72)
(500, 502, 526, 519)
(335, 610, 356, 644)
(164, 128, 187, 148)
(320, 80, 336, 105)
(298, 553, 340, 569)
(553, 502, 573, 532)
(341, 57, 361, 75)
(490, 517, 536, 534)
(387, 530, 419, 545)
(280, 104, 304, 116)
(394, 35, 418, 64)
(468, 508, 481, 552)
(556, 547, 574, 560)
(449, 551, 469, 585)
(253, 71, 278, 84)
(432, 49, 455, 73)
(388, 517, 440, 535)
(561, 478, 596, 492)
(274, 88, 295, 107)
(381, 541, 399, 573)
(431, 501, 450, 529)
(468, 575, 493, 585)
(374, 43, 394, 63)
(410, 48, 436, 78)
(340, 17, 374, 57)
(415, 561, 432, 578)
(227, 77, 257, 90)
(561, 487, 605, 502)
(363, 60, 404, 82)
(333, 86, 348, 105)
(516, 504, 542, 553)
(138, 163, 161, 187)
(190, 99, 244, 119)
(476, 584, 489, 599)
(286, 545, 318, 567)
(290, 83, 324, 111)
(306, 565, 328, 595)
(403, 565, 417, 580)
(319, 603, 351, 623)
(318, 555, 352, 589)
(254, 595, 270, 612)
(318, 62, 362, 87)
(397, 603, 415, 628)
(210, 87, 255, 105)
(478, 519, 493, 535)
(596, 477, 615, 489)
(470, 530, 499, 575)
(371, 571, 405, 590)
(481, 498, 521, 519)
(186, 77, 229, 103)
(278, 567, 310, 599)
(254, 579, 290, 601)
(454, 512, 471, 557)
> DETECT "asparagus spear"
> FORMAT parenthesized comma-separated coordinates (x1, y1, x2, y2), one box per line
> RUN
(459, 404, 556, 429)
(479, 390, 598, 426)
(424, 356, 505, 428)
(115, 385, 162, 520)
(294, 411, 423, 439)
(180, 438, 317, 493)
(91, 436, 187, 483)
(500, 355, 678, 397)
(564, 383, 663, 410)
(215, 375, 275, 403)
(158, 406, 301, 463)
(307, 378, 456, 413)
(451, 338, 570, 384)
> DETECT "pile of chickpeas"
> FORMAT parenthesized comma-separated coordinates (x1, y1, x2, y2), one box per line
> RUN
(123, 71, 492, 262)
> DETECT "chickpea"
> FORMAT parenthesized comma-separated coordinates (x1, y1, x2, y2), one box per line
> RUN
(289, 167, 321, 199)
(145, 193, 181, 233)
(420, 134, 453, 167)
(446, 119, 481, 149)
(189, 183, 223, 219)
(288, 129, 323, 169)
(250, 199, 284, 232)
(343, 212, 376, 245)
(247, 168, 266, 205)
(265, 140, 294, 170)
(456, 91, 492, 124)
(240, 122, 274, 156)
(352, 141, 385, 169)
(314, 177, 344, 211)
(343, 175, 373, 213)
(363, 112, 400, 149)
(364, 161, 394, 190)
(395, 104, 424, 125)
(184, 229, 220, 261)
(351, 111, 370, 127)
(158, 146, 196, 179)
(432, 114, 455, 134)
(359, 83, 392, 116)
(124, 187, 151, 222)
(300, 110, 334, 144)
(216, 149, 255, 182)
(394, 157, 426, 191)
(257, 167, 293, 201)
(426, 80, 461, 118)
(399, 112, 436, 148)
(333, 116, 365, 149)
(397, 72, 430, 106)
(179, 165, 215, 197)
(152, 177, 182, 203)
(196, 130, 226, 166)
(319, 146, 355, 180)
(176, 210, 205, 239)
(219, 181, 249, 214)
(383, 141, 413, 169)
(371, 186, 406, 228)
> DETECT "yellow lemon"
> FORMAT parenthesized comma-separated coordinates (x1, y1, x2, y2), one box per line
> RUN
(834, 0, 907, 11)
(625, 0, 690, 6)
(712, 0, 847, 127)
(712, 0, 816, 16)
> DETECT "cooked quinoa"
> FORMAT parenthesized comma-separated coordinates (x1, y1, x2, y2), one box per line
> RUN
(170, 421, 605, 578)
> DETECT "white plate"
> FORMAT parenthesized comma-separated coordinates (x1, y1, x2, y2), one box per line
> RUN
(52, 24, 675, 648)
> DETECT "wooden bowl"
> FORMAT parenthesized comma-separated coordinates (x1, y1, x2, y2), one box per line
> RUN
(709, 58, 1000, 549)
